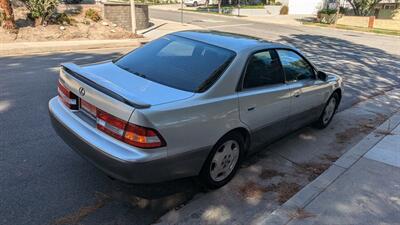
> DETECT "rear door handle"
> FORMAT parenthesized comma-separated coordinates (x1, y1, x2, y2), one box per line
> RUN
(293, 90, 302, 97)
(248, 106, 256, 111)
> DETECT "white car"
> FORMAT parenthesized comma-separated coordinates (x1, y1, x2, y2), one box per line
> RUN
(49, 31, 343, 189)
(184, 0, 206, 7)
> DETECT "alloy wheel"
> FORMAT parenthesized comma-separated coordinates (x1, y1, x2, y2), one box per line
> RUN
(209, 140, 240, 182)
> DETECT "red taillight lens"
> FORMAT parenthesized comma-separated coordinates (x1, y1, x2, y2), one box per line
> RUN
(96, 109, 126, 140)
(58, 81, 78, 110)
(123, 123, 165, 148)
(95, 109, 165, 149)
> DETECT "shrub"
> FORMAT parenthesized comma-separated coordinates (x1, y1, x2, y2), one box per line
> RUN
(280, 5, 288, 15)
(318, 8, 337, 15)
(50, 12, 75, 25)
(85, 8, 101, 22)
(23, 0, 59, 26)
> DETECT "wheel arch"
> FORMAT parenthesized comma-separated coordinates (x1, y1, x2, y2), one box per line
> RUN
(221, 127, 251, 152)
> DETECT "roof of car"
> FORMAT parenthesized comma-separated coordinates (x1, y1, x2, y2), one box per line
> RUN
(172, 30, 289, 52)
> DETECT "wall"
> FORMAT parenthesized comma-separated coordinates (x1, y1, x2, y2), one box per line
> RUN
(103, 3, 150, 31)
(337, 16, 400, 31)
(288, 0, 324, 15)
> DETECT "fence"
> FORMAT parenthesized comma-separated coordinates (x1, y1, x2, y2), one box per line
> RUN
(337, 16, 400, 31)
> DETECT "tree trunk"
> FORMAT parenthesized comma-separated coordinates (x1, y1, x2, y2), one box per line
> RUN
(218, 0, 222, 14)
(346, 0, 359, 15)
(0, 0, 16, 29)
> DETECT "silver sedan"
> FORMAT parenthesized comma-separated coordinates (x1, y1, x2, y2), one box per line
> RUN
(49, 30, 343, 189)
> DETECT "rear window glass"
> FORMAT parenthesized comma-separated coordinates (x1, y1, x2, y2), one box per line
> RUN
(114, 35, 236, 92)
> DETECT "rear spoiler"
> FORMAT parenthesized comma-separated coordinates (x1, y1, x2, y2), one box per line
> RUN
(61, 63, 151, 109)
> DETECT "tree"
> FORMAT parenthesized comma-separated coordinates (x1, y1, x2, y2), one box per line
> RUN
(0, 0, 16, 29)
(345, 0, 383, 16)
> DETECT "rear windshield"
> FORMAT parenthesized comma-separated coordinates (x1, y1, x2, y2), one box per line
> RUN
(114, 35, 236, 92)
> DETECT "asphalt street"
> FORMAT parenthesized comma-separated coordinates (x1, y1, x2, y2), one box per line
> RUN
(1, 10, 400, 225)
(151, 8, 400, 110)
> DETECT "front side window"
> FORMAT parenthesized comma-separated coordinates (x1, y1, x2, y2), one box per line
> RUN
(114, 35, 236, 92)
(243, 50, 284, 89)
(277, 49, 315, 82)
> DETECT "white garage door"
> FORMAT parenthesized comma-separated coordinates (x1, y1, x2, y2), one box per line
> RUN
(288, 0, 324, 15)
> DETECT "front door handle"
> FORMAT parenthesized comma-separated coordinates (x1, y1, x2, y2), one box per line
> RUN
(248, 106, 256, 111)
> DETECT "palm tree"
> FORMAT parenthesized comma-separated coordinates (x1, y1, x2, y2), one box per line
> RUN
(0, 0, 16, 29)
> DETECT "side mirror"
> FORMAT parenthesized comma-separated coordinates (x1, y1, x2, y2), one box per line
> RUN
(317, 71, 327, 81)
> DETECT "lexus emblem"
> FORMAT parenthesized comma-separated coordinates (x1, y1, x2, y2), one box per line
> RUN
(79, 87, 85, 96)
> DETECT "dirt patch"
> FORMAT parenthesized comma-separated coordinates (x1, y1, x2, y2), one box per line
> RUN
(238, 181, 269, 199)
(321, 154, 340, 163)
(335, 114, 387, 145)
(298, 162, 331, 181)
(53, 192, 111, 225)
(335, 127, 360, 144)
(289, 208, 316, 220)
(0, 6, 140, 43)
(259, 169, 285, 179)
(266, 182, 301, 204)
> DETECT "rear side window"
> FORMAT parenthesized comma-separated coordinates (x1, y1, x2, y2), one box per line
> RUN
(243, 50, 284, 89)
(276, 49, 315, 81)
(114, 35, 236, 92)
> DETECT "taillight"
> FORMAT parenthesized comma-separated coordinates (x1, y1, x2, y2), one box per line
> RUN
(58, 81, 78, 110)
(96, 109, 126, 140)
(96, 109, 165, 149)
(124, 123, 165, 148)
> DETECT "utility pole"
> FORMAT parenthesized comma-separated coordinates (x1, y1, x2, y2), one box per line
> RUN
(130, 0, 137, 34)
(237, 0, 240, 17)
(181, 0, 184, 24)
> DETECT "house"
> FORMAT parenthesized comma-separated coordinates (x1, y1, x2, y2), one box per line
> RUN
(277, 0, 326, 15)
(373, 0, 400, 19)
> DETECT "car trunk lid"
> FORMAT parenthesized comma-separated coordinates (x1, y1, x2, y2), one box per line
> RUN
(76, 61, 194, 106)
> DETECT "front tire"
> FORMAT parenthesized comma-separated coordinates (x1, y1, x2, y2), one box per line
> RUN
(315, 92, 339, 129)
(199, 132, 244, 189)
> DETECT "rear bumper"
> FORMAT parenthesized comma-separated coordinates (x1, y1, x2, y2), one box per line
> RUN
(49, 97, 206, 183)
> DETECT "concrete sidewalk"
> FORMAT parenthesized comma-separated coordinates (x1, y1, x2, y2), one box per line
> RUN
(260, 112, 400, 225)
(0, 39, 142, 56)
(0, 19, 200, 56)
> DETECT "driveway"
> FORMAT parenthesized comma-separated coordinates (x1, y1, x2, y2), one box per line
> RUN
(1, 11, 400, 225)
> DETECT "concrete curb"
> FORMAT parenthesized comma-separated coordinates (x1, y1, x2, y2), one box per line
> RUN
(0, 39, 145, 56)
(255, 111, 400, 225)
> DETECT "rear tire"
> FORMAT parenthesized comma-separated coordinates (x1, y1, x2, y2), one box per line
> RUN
(315, 92, 339, 129)
(199, 132, 244, 189)
(193, 1, 198, 7)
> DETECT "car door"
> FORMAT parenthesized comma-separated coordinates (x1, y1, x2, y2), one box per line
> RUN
(276, 49, 331, 131)
(238, 50, 291, 151)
